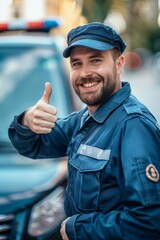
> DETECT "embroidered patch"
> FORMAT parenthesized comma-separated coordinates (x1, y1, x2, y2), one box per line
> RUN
(146, 164, 159, 182)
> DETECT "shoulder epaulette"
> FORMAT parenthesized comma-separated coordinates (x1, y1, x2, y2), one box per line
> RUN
(123, 101, 142, 115)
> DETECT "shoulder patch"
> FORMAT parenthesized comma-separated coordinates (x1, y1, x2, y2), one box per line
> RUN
(146, 164, 159, 182)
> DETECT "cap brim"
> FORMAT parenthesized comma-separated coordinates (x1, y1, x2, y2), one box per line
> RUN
(63, 39, 115, 58)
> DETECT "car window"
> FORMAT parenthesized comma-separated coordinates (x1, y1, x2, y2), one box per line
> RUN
(0, 46, 72, 142)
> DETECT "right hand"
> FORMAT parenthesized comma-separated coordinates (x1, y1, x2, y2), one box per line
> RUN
(23, 82, 57, 134)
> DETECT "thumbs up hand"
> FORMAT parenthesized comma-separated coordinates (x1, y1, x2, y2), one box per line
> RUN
(23, 82, 57, 134)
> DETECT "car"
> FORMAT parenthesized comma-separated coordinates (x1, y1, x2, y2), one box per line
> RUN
(0, 18, 81, 240)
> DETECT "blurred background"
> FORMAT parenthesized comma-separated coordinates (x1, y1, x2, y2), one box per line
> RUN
(0, 0, 160, 122)
(0, 2, 159, 239)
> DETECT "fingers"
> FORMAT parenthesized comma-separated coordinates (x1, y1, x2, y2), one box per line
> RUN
(28, 100, 57, 133)
(41, 82, 52, 104)
(36, 99, 57, 116)
(31, 111, 57, 133)
(60, 224, 69, 240)
(29, 122, 56, 134)
(60, 218, 70, 240)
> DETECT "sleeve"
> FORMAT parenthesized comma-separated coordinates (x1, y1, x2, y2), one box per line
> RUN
(8, 112, 77, 159)
(65, 116, 160, 240)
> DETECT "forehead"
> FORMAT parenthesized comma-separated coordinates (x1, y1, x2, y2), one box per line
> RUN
(70, 46, 106, 58)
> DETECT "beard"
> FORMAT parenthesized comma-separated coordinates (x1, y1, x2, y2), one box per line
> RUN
(73, 71, 117, 107)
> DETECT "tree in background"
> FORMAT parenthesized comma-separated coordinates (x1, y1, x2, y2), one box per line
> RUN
(82, 0, 112, 23)
(82, 0, 160, 53)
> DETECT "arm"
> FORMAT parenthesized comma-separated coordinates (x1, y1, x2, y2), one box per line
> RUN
(8, 115, 71, 159)
(8, 82, 74, 159)
(64, 117, 160, 240)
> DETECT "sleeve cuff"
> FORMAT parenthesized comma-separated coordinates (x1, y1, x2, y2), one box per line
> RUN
(13, 113, 37, 137)
(65, 214, 79, 240)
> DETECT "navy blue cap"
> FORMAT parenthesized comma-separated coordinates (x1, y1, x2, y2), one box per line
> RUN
(63, 22, 126, 58)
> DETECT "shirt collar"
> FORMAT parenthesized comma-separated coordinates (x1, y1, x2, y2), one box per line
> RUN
(91, 82, 131, 123)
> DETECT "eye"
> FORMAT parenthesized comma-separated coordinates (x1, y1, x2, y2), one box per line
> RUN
(91, 58, 101, 63)
(71, 61, 81, 68)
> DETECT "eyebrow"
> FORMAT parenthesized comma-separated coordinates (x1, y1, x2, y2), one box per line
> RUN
(89, 52, 103, 58)
(70, 58, 79, 64)
(70, 51, 103, 63)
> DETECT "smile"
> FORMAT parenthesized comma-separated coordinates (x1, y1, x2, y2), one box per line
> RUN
(82, 82, 99, 88)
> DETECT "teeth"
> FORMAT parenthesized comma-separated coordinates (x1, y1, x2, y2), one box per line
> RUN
(83, 82, 98, 88)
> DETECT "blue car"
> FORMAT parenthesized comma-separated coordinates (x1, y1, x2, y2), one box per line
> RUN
(0, 18, 81, 240)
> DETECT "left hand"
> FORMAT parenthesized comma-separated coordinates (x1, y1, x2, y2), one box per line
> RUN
(60, 218, 70, 240)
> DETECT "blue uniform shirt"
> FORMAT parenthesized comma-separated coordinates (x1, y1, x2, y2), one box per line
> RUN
(9, 82, 160, 239)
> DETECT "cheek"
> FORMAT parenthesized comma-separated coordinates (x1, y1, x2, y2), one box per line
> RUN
(70, 71, 77, 87)
(70, 68, 79, 80)
(97, 64, 112, 75)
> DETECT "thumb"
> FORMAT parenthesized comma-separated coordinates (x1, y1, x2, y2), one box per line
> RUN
(41, 82, 52, 104)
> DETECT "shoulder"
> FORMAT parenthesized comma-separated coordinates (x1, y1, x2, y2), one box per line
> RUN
(122, 95, 157, 124)
(123, 96, 142, 116)
(113, 95, 160, 140)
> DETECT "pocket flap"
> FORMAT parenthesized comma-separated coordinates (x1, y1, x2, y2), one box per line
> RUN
(69, 144, 111, 172)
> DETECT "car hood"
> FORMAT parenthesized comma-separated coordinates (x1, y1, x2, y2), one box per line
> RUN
(0, 152, 67, 213)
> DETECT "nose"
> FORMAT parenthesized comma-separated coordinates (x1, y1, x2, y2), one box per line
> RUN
(79, 66, 93, 79)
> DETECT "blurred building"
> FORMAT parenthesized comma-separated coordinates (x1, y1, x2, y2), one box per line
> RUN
(46, 0, 87, 33)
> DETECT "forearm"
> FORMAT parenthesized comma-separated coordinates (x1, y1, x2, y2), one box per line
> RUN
(8, 114, 68, 159)
(9, 114, 42, 158)
(65, 207, 160, 240)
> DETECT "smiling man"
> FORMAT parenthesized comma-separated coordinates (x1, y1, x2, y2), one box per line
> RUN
(69, 46, 123, 114)
(9, 22, 160, 240)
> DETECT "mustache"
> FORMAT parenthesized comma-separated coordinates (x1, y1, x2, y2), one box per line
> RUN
(77, 76, 102, 84)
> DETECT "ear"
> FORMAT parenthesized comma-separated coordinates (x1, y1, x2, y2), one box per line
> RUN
(116, 55, 125, 74)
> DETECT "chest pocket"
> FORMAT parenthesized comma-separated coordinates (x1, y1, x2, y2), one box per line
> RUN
(68, 144, 110, 212)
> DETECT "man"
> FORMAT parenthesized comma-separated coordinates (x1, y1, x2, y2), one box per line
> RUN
(9, 22, 160, 240)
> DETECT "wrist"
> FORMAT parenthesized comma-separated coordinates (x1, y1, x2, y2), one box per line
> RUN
(18, 110, 30, 128)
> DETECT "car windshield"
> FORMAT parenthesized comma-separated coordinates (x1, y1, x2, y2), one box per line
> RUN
(0, 46, 72, 142)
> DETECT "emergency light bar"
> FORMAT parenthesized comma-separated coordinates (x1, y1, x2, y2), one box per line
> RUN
(0, 17, 64, 32)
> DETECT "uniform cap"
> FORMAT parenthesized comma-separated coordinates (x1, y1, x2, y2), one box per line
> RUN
(63, 22, 126, 58)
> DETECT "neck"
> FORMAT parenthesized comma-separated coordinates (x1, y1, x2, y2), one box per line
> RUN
(88, 105, 100, 115)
